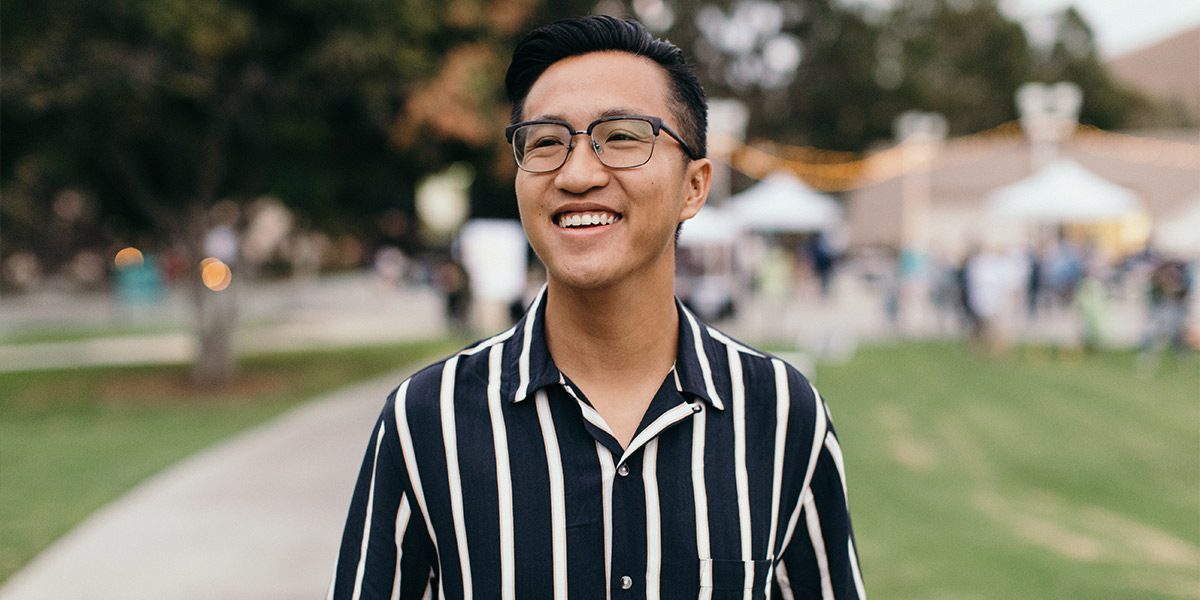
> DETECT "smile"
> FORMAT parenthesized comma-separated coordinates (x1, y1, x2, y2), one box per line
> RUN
(555, 211, 621, 229)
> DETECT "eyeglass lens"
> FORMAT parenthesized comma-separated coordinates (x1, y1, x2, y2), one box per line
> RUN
(512, 119, 657, 172)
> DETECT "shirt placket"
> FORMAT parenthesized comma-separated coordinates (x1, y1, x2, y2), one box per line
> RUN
(604, 398, 702, 600)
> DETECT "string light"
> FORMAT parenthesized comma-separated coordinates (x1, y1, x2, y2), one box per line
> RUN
(724, 121, 1200, 190)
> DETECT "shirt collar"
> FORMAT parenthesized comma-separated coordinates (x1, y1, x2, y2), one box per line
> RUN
(504, 286, 725, 411)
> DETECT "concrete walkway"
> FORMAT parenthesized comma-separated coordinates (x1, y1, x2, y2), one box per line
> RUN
(0, 366, 410, 600)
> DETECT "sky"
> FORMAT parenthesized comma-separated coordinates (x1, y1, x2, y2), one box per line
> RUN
(1002, 0, 1200, 57)
(842, 0, 1200, 58)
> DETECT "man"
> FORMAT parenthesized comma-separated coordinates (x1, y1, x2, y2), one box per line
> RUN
(330, 15, 864, 599)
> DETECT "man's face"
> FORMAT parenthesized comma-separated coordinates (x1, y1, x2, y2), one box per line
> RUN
(515, 51, 710, 293)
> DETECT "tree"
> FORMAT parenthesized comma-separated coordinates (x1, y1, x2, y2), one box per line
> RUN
(1, 0, 530, 384)
(1039, 7, 1144, 129)
(876, 0, 1036, 138)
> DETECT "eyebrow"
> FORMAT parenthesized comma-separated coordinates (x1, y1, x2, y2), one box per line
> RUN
(529, 108, 647, 127)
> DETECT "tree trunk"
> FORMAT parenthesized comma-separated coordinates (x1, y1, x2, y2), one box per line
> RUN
(185, 204, 239, 387)
(191, 276, 238, 387)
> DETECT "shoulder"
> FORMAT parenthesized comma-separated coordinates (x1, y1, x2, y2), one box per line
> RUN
(703, 324, 821, 410)
(390, 334, 511, 413)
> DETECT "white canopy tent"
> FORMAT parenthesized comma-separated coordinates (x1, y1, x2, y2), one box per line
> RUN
(987, 159, 1141, 222)
(1154, 192, 1200, 257)
(725, 170, 843, 233)
(677, 206, 742, 247)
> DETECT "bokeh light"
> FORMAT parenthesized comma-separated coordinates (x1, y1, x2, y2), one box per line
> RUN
(200, 257, 232, 291)
(114, 247, 144, 269)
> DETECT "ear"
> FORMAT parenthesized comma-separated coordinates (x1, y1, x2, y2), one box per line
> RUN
(677, 158, 712, 223)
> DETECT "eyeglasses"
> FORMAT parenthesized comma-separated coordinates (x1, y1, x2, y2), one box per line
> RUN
(505, 115, 699, 173)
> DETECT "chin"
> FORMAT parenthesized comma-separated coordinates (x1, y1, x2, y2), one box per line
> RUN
(547, 263, 623, 292)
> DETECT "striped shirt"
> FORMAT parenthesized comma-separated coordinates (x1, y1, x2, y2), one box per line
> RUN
(329, 288, 865, 599)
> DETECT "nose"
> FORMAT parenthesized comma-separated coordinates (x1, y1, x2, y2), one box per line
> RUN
(554, 132, 608, 193)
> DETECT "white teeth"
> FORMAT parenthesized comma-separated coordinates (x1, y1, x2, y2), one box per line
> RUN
(558, 211, 618, 228)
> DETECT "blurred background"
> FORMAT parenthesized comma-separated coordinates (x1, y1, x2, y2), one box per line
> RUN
(1, 0, 1197, 598)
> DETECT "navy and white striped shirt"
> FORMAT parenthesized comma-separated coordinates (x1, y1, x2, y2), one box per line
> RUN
(330, 288, 864, 599)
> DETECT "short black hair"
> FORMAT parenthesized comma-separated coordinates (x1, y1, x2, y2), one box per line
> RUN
(505, 15, 707, 159)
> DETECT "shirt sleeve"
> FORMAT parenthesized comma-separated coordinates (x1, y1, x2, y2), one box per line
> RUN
(328, 387, 437, 600)
(777, 400, 866, 600)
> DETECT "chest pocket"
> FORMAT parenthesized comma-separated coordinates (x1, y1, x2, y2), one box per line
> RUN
(699, 558, 773, 596)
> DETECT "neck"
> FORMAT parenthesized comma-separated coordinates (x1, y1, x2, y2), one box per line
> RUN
(543, 275, 680, 385)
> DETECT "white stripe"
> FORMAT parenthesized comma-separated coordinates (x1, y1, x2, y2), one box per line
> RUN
(597, 445, 615, 600)
(393, 379, 442, 596)
(825, 432, 851, 510)
(487, 344, 516, 600)
(778, 490, 805, 563)
(351, 426, 386, 600)
(462, 324, 517, 356)
(765, 359, 791, 600)
(682, 307, 723, 409)
(565, 381, 617, 438)
(536, 390, 568, 599)
(706, 326, 764, 357)
(779, 387, 829, 556)
(440, 355, 473, 599)
(849, 537, 866, 599)
(390, 496, 412, 600)
(620, 402, 696, 465)
(644, 439, 662, 599)
(692, 402, 713, 600)
(804, 494, 835, 600)
(776, 561, 795, 600)
(727, 345, 753, 600)
(515, 286, 546, 401)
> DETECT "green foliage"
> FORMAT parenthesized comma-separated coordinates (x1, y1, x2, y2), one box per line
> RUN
(0, 339, 461, 581)
(0, 0, 524, 248)
(880, 0, 1036, 137)
(817, 343, 1199, 599)
(1040, 7, 1146, 130)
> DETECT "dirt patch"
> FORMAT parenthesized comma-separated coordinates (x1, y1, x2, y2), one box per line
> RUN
(97, 371, 297, 405)
(975, 489, 1200, 571)
(877, 404, 941, 472)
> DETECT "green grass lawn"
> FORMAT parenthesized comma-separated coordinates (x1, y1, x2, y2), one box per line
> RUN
(0, 339, 461, 582)
(1, 340, 1196, 597)
(814, 343, 1199, 600)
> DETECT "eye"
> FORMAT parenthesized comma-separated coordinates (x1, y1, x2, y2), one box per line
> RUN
(597, 120, 653, 144)
(605, 131, 639, 142)
(534, 135, 565, 148)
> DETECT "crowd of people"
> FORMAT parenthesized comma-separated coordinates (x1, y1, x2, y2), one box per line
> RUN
(918, 238, 1195, 357)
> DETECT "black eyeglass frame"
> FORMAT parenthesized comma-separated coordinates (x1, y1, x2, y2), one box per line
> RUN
(504, 115, 700, 173)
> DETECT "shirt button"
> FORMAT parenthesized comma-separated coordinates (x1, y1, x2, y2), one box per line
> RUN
(620, 575, 633, 590)
(617, 463, 630, 477)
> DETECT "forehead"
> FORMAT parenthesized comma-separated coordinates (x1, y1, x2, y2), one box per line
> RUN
(521, 51, 674, 124)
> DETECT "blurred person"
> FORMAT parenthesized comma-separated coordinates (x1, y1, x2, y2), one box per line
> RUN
(965, 244, 1026, 352)
(372, 245, 409, 291)
(928, 252, 963, 336)
(957, 247, 982, 343)
(1043, 234, 1083, 309)
(1074, 265, 1107, 352)
(431, 256, 471, 334)
(1024, 244, 1042, 320)
(808, 231, 838, 301)
(330, 16, 864, 599)
(1139, 255, 1193, 367)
